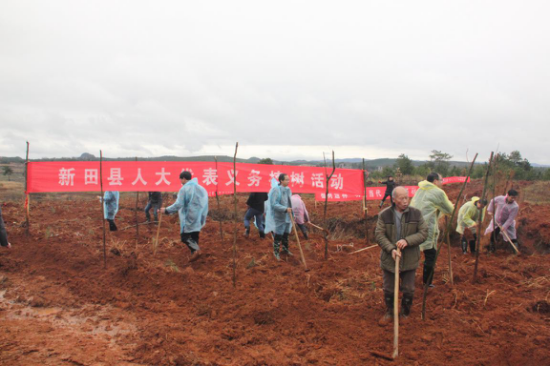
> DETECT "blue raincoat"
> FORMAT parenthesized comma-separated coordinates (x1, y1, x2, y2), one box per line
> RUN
(265, 179, 293, 235)
(166, 178, 208, 233)
(103, 191, 119, 220)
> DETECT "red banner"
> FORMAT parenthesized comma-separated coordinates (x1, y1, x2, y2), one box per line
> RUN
(27, 161, 364, 198)
(315, 186, 419, 201)
(442, 176, 470, 184)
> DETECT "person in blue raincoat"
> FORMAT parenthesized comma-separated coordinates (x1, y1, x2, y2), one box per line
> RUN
(266, 173, 293, 261)
(98, 191, 120, 231)
(161, 171, 208, 262)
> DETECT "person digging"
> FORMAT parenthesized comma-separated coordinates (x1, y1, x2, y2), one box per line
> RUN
(375, 186, 428, 325)
(456, 197, 487, 254)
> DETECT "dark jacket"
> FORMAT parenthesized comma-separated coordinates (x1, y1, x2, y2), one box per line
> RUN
(0, 206, 9, 247)
(148, 192, 163, 204)
(375, 205, 428, 273)
(246, 192, 268, 213)
(381, 180, 397, 195)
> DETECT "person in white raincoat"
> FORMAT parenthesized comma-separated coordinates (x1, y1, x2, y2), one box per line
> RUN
(484, 189, 519, 252)
(266, 174, 293, 261)
(99, 191, 119, 231)
(410, 172, 454, 287)
(161, 171, 208, 262)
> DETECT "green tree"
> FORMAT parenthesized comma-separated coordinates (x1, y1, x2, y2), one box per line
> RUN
(2, 166, 13, 181)
(395, 154, 415, 175)
(427, 150, 453, 176)
(257, 158, 274, 165)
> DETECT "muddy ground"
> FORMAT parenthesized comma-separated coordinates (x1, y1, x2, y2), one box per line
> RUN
(0, 180, 549, 365)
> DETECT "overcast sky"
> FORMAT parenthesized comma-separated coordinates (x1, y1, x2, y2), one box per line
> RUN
(1, 1, 548, 164)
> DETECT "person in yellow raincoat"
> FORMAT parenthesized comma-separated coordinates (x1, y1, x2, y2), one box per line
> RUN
(410, 172, 454, 287)
(456, 197, 487, 254)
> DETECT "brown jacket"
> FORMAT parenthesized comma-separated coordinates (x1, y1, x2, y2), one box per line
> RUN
(375, 206, 428, 273)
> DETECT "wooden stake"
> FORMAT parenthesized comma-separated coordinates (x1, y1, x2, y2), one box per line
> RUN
(393, 248, 401, 359)
(215, 156, 224, 240)
(473, 152, 494, 282)
(362, 158, 369, 244)
(24, 141, 30, 237)
(323, 151, 336, 260)
(349, 244, 378, 254)
(497, 223, 519, 254)
(232, 143, 239, 288)
(100, 150, 106, 269)
(445, 217, 453, 285)
(289, 212, 308, 271)
(135, 157, 139, 247)
(154, 210, 162, 254)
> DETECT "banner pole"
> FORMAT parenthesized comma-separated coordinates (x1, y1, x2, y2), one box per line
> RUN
(100, 151, 106, 269)
(24, 141, 30, 237)
(134, 157, 139, 247)
(232, 143, 239, 288)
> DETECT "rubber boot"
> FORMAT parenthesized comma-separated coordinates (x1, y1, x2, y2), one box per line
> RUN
(273, 234, 282, 261)
(423, 266, 434, 287)
(461, 237, 468, 254)
(469, 240, 476, 254)
(378, 292, 394, 326)
(244, 227, 250, 238)
(281, 233, 293, 256)
(400, 294, 413, 320)
(259, 231, 265, 239)
(108, 219, 118, 231)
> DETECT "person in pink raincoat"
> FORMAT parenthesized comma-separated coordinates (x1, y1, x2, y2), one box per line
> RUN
(291, 194, 310, 239)
(484, 189, 520, 252)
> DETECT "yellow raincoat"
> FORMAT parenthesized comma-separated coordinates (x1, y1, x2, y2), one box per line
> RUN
(456, 197, 485, 235)
(410, 180, 454, 251)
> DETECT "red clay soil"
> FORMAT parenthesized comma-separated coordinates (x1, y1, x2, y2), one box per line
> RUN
(1, 180, 549, 365)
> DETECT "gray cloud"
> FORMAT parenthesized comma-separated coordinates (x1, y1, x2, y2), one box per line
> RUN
(0, 1, 548, 163)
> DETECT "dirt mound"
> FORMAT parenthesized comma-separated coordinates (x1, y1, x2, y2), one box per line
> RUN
(0, 180, 549, 365)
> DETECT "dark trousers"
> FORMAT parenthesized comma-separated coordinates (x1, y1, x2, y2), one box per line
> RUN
(181, 232, 200, 253)
(380, 192, 393, 205)
(383, 269, 416, 297)
(296, 223, 309, 239)
(145, 202, 161, 221)
(244, 208, 265, 232)
(423, 248, 437, 285)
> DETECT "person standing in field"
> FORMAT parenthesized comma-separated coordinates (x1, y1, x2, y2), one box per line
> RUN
(145, 191, 163, 222)
(410, 172, 454, 287)
(291, 194, 310, 239)
(160, 171, 208, 262)
(456, 197, 487, 254)
(267, 173, 293, 261)
(243, 192, 268, 238)
(375, 186, 428, 325)
(378, 176, 397, 208)
(484, 189, 520, 253)
(0, 205, 12, 249)
(98, 191, 120, 231)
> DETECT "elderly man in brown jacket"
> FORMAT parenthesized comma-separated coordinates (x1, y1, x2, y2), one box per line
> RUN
(375, 186, 428, 325)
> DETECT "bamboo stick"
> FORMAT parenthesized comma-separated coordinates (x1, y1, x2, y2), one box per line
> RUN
(135, 157, 139, 247)
(232, 143, 238, 288)
(349, 244, 378, 254)
(289, 212, 308, 270)
(100, 150, 106, 269)
(497, 223, 519, 254)
(323, 151, 336, 260)
(154, 210, 162, 254)
(445, 217, 453, 285)
(215, 156, 223, 240)
(393, 248, 401, 359)
(473, 152, 494, 282)
(24, 141, 30, 237)
(362, 158, 369, 244)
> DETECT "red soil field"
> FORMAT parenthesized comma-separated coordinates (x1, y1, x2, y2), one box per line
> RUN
(1, 180, 549, 365)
